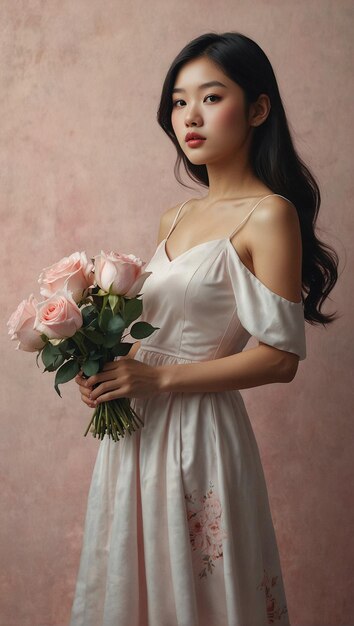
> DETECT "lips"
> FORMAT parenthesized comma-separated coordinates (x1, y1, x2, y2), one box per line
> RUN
(185, 132, 206, 142)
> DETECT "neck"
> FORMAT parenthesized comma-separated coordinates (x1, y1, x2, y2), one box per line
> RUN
(202, 133, 265, 203)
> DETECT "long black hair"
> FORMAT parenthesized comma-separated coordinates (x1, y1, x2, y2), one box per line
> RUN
(157, 31, 339, 326)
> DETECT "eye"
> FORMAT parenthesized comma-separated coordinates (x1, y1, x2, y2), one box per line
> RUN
(204, 94, 220, 103)
(172, 94, 221, 107)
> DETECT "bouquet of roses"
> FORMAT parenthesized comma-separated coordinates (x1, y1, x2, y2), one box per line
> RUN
(6, 250, 158, 442)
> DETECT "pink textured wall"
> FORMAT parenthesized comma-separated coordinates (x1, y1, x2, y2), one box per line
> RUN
(1, 2, 352, 625)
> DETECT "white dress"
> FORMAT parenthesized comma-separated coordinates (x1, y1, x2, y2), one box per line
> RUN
(69, 194, 306, 626)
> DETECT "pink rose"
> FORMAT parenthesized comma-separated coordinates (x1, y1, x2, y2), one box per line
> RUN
(38, 252, 94, 303)
(203, 496, 222, 520)
(93, 250, 152, 297)
(190, 510, 208, 535)
(206, 519, 223, 544)
(193, 530, 209, 552)
(34, 289, 83, 339)
(7, 294, 46, 352)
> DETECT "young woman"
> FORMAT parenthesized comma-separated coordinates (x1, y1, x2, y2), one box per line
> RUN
(69, 32, 338, 626)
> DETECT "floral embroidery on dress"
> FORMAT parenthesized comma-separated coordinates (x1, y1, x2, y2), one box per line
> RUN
(257, 568, 288, 623)
(184, 480, 228, 579)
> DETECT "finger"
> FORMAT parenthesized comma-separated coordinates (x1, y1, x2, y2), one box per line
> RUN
(85, 369, 118, 387)
(74, 374, 93, 390)
(79, 387, 96, 404)
(90, 379, 121, 401)
(102, 361, 120, 371)
(94, 388, 127, 403)
(81, 394, 97, 408)
(77, 378, 92, 391)
(82, 387, 93, 399)
(75, 371, 91, 382)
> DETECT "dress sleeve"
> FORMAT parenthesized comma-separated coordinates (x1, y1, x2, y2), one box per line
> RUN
(226, 243, 307, 360)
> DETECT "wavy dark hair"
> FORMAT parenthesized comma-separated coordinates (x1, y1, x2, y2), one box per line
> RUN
(156, 31, 339, 326)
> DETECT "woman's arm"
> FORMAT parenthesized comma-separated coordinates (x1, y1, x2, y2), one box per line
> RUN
(77, 341, 298, 406)
(157, 343, 298, 393)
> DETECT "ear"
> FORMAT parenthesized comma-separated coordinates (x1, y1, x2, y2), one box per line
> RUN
(248, 93, 271, 127)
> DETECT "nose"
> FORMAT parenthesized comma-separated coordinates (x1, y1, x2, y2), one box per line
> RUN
(184, 104, 203, 127)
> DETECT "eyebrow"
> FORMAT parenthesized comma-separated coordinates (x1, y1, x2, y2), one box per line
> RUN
(172, 80, 227, 94)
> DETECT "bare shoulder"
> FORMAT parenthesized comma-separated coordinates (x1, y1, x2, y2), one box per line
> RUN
(250, 194, 299, 226)
(156, 201, 185, 245)
(247, 194, 303, 303)
(248, 194, 301, 248)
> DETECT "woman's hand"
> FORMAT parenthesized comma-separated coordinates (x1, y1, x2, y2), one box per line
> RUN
(75, 357, 164, 406)
(75, 371, 97, 408)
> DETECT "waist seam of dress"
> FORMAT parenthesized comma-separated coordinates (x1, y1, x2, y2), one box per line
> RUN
(137, 345, 203, 362)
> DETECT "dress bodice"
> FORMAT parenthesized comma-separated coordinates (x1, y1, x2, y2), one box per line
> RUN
(135, 195, 306, 362)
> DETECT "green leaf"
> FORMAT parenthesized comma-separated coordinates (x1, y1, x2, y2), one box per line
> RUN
(81, 305, 97, 325)
(81, 360, 100, 376)
(41, 342, 58, 370)
(50, 341, 68, 356)
(52, 354, 65, 370)
(111, 342, 133, 357)
(86, 317, 99, 330)
(107, 314, 125, 334)
(54, 359, 80, 396)
(82, 328, 105, 345)
(70, 333, 88, 357)
(88, 350, 104, 360)
(57, 339, 70, 353)
(130, 321, 160, 339)
(102, 333, 122, 348)
(123, 297, 143, 325)
(64, 347, 77, 355)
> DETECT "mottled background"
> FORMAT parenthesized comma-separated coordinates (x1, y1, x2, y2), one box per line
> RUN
(1, 1, 353, 625)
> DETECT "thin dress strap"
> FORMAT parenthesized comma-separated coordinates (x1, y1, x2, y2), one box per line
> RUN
(165, 199, 193, 241)
(228, 193, 294, 240)
(166, 194, 293, 242)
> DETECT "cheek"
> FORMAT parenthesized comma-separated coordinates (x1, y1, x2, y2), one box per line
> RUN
(171, 110, 179, 132)
(211, 104, 244, 131)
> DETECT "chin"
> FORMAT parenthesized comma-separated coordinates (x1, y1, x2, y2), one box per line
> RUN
(185, 152, 208, 165)
(187, 157, 206, 166)
(185, 146, 227, 167)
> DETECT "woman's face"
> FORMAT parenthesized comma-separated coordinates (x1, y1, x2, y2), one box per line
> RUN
(171, 56, 254, 166)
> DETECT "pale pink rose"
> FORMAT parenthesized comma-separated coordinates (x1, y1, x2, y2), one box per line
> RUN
(193, 530, 210, 552)
(189, 510, 208, 536)
(7, 294, 46, 352)
(203, 496, 222, 520)
(38, 252, 94, 303)
(93, 250, 152, 297)
(206, 519, 227, 560)
(206, 519, 223, 544)
(34, 289, 83, 339)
